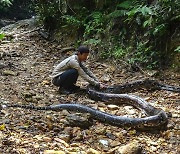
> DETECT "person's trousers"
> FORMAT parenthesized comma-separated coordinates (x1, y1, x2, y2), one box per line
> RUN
(52, 69, 78, 89)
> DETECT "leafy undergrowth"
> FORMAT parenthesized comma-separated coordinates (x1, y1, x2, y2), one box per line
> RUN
(0, 23, 179, 154)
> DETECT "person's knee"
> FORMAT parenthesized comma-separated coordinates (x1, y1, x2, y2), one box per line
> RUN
(52, 76, 61, 86)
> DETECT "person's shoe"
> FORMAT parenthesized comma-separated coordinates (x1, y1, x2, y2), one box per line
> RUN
(59, 87, 73, 94)
(71, 85, 80, 91)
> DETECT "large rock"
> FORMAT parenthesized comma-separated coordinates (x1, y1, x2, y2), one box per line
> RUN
(117, 141, 142, 154)
(65, 113, 93, 129)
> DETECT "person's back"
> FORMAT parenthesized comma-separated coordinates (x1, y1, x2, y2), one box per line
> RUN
(51, 55, 77, 79)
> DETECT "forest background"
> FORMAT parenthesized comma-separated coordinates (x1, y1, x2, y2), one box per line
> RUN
(0, 0, 180, 70)
(0, 1, 180, 153)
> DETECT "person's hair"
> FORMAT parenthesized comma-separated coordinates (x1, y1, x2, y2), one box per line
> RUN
(78, 46, 90, 54)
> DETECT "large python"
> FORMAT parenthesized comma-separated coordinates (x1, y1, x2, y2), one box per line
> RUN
(0, 79, 179, 130)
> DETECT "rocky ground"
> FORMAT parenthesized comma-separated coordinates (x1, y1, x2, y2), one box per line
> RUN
(0, 21, 179, 154)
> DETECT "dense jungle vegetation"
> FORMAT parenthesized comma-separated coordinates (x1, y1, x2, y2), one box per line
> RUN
(1, 0, 180, 69)
(0, 1, 180, 153)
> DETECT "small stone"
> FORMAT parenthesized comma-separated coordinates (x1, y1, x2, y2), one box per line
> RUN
(2, 70, 18, 76)
(95, 127, 106, 135)
(49, 94, 55, 99)
(99, 139, 109, 147)
(110, 140, 121, 147)
(54, 138, 69, 148)
(105, 132, 116, 140)
(115, 132, 124, 139)
(172, 114, 180, 118)
(66, 147, 80, 152)
(34, 144, 40, 148)
(0, 132, 3, 139)
(41, 80, 50, 85)
(161, 142, 168, 146)
(87, 148, 100, 154)
(58, 134, 71, 143)
(70, 143, 80, 147)
(128, 130, 136, 135)
(151, 146, 157, 151)
(43, 137, 52, 142)
(66, 113, 93, 128)
(0, 63, 6, 69)
(124, 106, 133, 110)
(124, 106, 136, 115)
(150, 141, 158, 146)
(103, 75, 111, 82)
(44, 150, 65, 154)
(117, 140, 142, 154)
(107, 105, 119, 110)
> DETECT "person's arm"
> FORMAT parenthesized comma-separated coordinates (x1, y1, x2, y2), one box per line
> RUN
(80, 63, 108, 89)
(69, 59, 100, 87)
(80, 62, 99, 82)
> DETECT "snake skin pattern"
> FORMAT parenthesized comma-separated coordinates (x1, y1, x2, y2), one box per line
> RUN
(1, 103, 167, 129)
(1, 79, 179, 130)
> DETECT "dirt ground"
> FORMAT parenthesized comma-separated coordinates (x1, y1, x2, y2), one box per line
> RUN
(0, 22, 179, 154)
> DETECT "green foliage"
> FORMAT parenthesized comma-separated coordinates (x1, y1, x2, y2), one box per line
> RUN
(0, 33, 5, 40)
(84, 12, 106, 38)
(100, 46, 126, 60)
(0, 0, 13, 11)
(111, 47, 126, 59)
(0, 0, 12, 7)
(117, 1, 133, 9)
(35, 0, 180, 68)
(175, 46, 180, 53)
(83, 39, 101, 46)
(61, 15, 81, 27)
(107, 10, 127, 19)
(117, 0, 180, 68)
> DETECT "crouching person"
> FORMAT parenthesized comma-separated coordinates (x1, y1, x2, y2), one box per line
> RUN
(51, 46, 105, 94)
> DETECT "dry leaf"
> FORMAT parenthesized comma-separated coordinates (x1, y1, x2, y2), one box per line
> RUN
(0, 124, 5, 131)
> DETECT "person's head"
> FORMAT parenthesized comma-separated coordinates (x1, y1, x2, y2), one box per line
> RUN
(77, 46, 90, 62)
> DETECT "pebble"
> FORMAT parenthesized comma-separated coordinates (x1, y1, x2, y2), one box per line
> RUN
(172, 114, 180, 118)
(0, 63, 6, 69)
(66, 113, 93, 128)
(2, 70, 18, 76)
(99, 139, 109, 147)
(44, 150, 65, 154)
(117, 140, 142, 154)
(54, 138, 69, 147)
(58, 134, 71, 143)
(124, 106, 136, 115)
(107, 104, 119, 110)
(151, 146, 157, 151)
(87, 148, 100, 154)
(150, 141, 158, 146)
(43, 137, 52, 142)
(95, 127, 106, 135)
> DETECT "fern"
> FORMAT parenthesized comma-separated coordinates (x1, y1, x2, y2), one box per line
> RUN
(117, 1, 133, 9)
(0, 0, 13, 7)
(175, 46, 180, 53)
(61, 15, 81, 26)
(107, 10, 127, 19)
